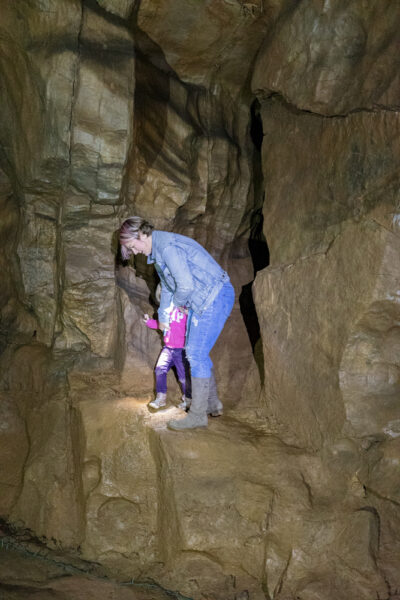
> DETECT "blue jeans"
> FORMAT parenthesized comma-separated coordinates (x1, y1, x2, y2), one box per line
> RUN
(185, 281, 235, 378)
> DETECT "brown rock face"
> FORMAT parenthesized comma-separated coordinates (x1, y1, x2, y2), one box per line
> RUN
(1, 1, 400, 599)
(252, 99, 400, 450)
(252, 1, 400, 114)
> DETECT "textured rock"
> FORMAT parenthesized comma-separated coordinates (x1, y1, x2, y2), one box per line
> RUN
(5, 344, 83, 547)
(136, 0, 271, 90)
(0, 0, 82, 186)
(60, 208, 121, 357)
(0, 543, 176, 600)
(70, 378, 391, 599)
(0, 169, 38, 352)
(0, 394, 28, 515)
(252, 97, 400, 449)
(249, 33, 400, 597)
(254, 219, 400, 449)
(71, 5, 134, 201)
(17, 196, 58, 346)
(0, 0, 134, 356)
(365, 438, 400, 503)
(340, 237, 400, 440)
(96, 0, 135, 20)
(128, 48, 258, 263)
(258, 99, 400, 266)
(252, 1, 400, 115)
(78, 394, 159, 576)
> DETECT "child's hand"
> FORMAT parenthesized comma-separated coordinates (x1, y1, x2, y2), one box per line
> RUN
(143, 313, 150, 323)
(178, 306, 189, 315)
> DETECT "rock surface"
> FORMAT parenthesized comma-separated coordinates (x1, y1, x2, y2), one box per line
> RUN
(70, 372, 390, 600)
(252, 1, 400, 115)
(252, 97, 400, 451)
(0, 533, 179, 600)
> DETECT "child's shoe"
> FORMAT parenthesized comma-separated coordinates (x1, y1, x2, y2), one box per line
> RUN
(178, 395, 191, 411)
(148, 392, 167, 410)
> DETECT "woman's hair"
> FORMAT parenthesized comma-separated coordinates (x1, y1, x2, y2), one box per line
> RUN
(119, 216, 154, 260)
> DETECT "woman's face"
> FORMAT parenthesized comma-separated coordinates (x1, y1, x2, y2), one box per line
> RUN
(123, 233, 152, 256)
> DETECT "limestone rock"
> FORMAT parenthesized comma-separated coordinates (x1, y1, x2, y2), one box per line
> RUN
(59, 208, 121, 357)
(76, 385, 159, 576)
(17, 196, 58, 346)
(259, 98, 400, 267)
(96, 0, 136, 20)
(71, 4, 135, 201)
(362, 438, 400, 504)
(252, 2, 400, 115)
(129, 53, 258, 263)
(0, 394, 28, 515)
(136, 0, 271, 90)
(252, 97, 400, 449)
(0, 544, 175, 600)
(340, 238, 400, 440)
(7, 345, 84, 547)
(0, 0, 82, 187)
(116, 272, 162, 396)
(254, 219, 400, 449)
(70, 378, 391, 599)
(0, 169, 38, 351)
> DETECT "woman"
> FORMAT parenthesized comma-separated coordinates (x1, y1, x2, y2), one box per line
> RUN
(119, 216, 235, 430)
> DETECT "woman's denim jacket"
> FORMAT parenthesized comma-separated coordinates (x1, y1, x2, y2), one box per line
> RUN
(147, 231, 230, 324)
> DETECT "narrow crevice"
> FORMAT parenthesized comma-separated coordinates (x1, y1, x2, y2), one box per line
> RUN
(239, 99, 269, 384)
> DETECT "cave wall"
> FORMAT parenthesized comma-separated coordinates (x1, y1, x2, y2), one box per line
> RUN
(252, 99, 400, 450)
(0, 0, 259, 548)
(249, 0, 400, 459)
(0, 1, 400, 599)
(0, 0, 136, 545)
(249, 3, 400, 595)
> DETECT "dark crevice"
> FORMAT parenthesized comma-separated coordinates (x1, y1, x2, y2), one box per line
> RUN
(250, 98, 264, 152)
(239, 99, 269, 384)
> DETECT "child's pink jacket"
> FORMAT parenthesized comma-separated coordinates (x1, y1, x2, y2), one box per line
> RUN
(145, 307, 187, 348)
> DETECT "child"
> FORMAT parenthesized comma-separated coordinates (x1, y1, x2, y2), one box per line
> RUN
(144, 286, 191, 411)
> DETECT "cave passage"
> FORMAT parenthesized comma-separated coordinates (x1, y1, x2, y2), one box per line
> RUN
(239, 99, 269, 382)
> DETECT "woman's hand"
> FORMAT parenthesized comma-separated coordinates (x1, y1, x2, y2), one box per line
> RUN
(178, 306, 189, 315)
(159, 321, 170, 332)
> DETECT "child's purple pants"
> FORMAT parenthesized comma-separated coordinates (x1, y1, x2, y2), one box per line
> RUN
(155, 347, 191, 397)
